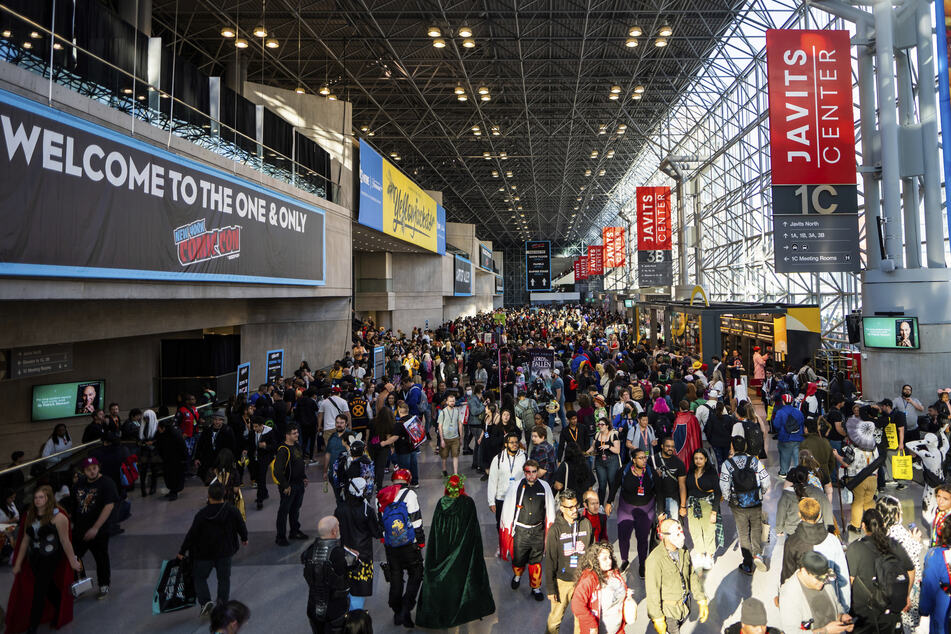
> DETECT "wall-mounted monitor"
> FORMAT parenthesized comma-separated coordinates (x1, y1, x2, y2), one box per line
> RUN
(32, 380, 106, 421)
(863, 316, 919, 349)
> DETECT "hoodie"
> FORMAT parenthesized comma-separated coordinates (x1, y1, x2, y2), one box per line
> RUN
(179, 502, 248, 560)
(780, 520, 851, 611)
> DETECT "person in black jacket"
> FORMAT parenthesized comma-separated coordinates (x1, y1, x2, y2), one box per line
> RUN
(81, 410, 106, 443)
(334, 477, 382, 610)
(194, 410, 237, 483)
(246, 417, 277, 510)
(274, 423, 308, 546)
(155, 419, 187, 501)
(302, 515, 358, 634)
(295, 389, 320, 462)
(177, 483, 248, 616)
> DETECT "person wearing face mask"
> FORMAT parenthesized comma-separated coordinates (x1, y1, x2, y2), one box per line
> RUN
(644, 518, 709, 633)
(543, 489, 593, 633)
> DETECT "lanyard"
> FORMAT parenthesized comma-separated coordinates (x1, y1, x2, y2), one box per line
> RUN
(506, 452, 517, 475)
(567, 427, 579, 444)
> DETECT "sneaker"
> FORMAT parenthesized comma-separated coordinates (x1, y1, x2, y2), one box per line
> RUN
(96, 585, 110, 600)
(480, 473, 489, 481)
(754, 555, 767, 572)
(896, 483, 906, 490)
(200, 601, 214, 617)
(619, 560, 629, 573)
(885, 481, 899, 488)
(705, 555, 715, 570)
(531, 588, 544, 601)
(738, 562, 754, 576)
(638, 561, 645, 578)
(511, 575, 521, 589)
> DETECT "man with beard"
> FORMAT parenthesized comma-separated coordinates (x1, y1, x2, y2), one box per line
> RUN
(499, 459, 556, 601)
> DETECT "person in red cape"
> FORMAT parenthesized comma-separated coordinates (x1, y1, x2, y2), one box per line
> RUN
(7, 484, 82, 634)
(672, 400, 703, 467)
(499, 459, 556, 600)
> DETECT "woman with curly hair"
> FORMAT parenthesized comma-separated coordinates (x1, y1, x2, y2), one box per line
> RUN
(570, 541, 635, 633)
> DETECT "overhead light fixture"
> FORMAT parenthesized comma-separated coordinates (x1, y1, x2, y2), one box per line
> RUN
(659, 24, 673, 37)
(473, 129, 482, 136)
(458, 24, 473, 38)
(29, 31, 41, 39)
(393, 155, 401, 161)
(390, 152, 398, 158)
(580, 185, 586, 190)
(472, 125, 481, 131)
(253, 25, 267, 38)
(577, 196, 582, 201)
(296, 86, 306, 94)
(632, 92, 643, 100)
(457, 93, 468, 101)
(655, 36, 668, 47)
(360, 125, 369, 132)
(499, 151, 508, 159)
(234, 38, 249, 48)
(265, 38, 279, 48)
(618, 123, 627, 130)
(634, 84, 645, 94)
(480, 93, 491, 101)
(609, 93, 619, 101)
(483, 151, 491, 159)
(628, 26, 643, 37)
(491, 125, 500, 135)
(367, 131, 375, 136)
(610, 85, 622, 94)
(428, 25, 442, 37)
(319, 84, 330, 95)
(514, 196, 520, 201)
(517, 205, 523, 210)
(492, 170, 499, 177)
(590, 150, 599, 158)
(122, 87, 133, 95)
(606, 149, 615, 158)
(327, 94, 337, 101)
(221, 26, 236, 38)
(499, 187, 505, 192)
(574, 206, 579, 211)
(462, 38, 475, 48)
(599, 169, 606, 176)
(454, 84, 465, 95)
(52, 42, 63, 50)
(598, 124, 607, 134)
(1, 30, 10, 38)
(511, 184, 516, 189)
(584, 169, 592, 176)
(625, 38, 638, 48)
(505, 170, 513, 177)
(478, 85, 489, 95)
(433, 38, 446, 48)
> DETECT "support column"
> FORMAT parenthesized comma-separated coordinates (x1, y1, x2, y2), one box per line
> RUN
(916, 0, 947, 267)
(225, 56, 248, 98)
(874, 0, 904, 269)
(857, 21, 883, 270)
(895, 51, 921, 268)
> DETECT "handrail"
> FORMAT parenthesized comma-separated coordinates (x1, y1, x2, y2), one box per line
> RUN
(0, 4, 338, 203)
(0, 402, 214, 478)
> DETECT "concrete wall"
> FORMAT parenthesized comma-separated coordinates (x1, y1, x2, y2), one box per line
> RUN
(389, 253, 446, 333)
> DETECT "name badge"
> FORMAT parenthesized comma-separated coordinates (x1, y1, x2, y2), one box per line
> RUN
(569, 554, 579, 568)
(637, 486, 645, 496)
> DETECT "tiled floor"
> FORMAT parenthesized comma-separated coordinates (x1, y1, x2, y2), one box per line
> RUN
(0, 423, 928, 633)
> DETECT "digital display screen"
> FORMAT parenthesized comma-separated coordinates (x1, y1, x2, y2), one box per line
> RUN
(863, 316, 919, 349)
(32, 380, 106, 421)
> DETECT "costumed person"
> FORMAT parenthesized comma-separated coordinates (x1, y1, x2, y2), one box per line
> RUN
(671, 401, 703, 467)
(6, 485, 82, 634)
(376, 469, 424, 628)
(906, 431, 949, 529)
(333, 477, 381, 611)
(415, 474, 495, 628)
(499, 458, 556, 601)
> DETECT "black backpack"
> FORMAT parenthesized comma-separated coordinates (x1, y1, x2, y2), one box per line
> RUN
(742, 419, 765, 457)
(866, 544, 909, 614)
(706, 413, 734, 446)
(729, 456, 758, 494)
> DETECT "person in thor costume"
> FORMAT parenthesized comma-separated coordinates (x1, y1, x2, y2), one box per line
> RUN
(499, 458, 556, 601)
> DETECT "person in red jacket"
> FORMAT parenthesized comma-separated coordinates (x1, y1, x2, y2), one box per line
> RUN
(581, 490, 609, 542)
(672, 401, 702, 467)
(571, 541, 635, 634)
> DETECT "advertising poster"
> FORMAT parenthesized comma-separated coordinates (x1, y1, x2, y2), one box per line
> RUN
(236, 362, 251, 396)
(453, 255, 473, 296)
(602, 227, 626, 268)
(863, 317, 920, 349)
(765, 30, 860, 273)
(525, 240, 551, 290)
(0, 89, 325, 285)
(528, 349, 555, 380)
(494, 274, 504, 295)
(358, 139, 446, 254)
(32, 379, 105, 421)
(479, 244, 494, 270)
(587, 245, 605, 276)
(372, 345, 385, 380)
(266, 349, 284, 384)
(636, 186, 673, 286)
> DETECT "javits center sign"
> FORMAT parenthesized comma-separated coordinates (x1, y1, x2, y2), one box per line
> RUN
(0, 89, 325, 285)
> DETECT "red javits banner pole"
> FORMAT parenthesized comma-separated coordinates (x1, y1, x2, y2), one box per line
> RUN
(636, 186, 672, 286)
(602, 227, 626, 268)
(765, 29, 859, 273)
(587, 245, 605, 276)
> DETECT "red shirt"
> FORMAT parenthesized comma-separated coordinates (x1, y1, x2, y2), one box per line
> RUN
(177, 406, 198, 438)
(584, 510, 607, 543)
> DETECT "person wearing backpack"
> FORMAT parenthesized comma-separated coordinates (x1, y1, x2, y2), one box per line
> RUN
(376, 469, 425, 628)
(273, 423, 308, 547)
(703, 401, 734, 471)
(845, 508, 914, 633)
(773, 393, 805, 477)
(719, 436, 770, 575)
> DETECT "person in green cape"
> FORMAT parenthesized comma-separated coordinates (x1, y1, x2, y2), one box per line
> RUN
(415, 474, 496, 628)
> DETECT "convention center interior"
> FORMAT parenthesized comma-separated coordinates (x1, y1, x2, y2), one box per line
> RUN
(2, 0, 951, 632)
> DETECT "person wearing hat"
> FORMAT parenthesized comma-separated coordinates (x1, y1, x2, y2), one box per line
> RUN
(376, 469, 425, 627)
(194, 409, 237, 483)
(724, 598, 781, 634)
(778, 551, 853, 634)
(72, 456, 119, 599)
(751, 346, 766, 390)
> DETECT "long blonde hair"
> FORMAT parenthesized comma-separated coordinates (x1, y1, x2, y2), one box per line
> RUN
(26, 484, 55, 526)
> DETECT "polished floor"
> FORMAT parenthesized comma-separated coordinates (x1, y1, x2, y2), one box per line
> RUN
(0, 424, 930, 633)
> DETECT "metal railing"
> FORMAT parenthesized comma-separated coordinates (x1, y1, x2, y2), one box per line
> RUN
(0, 4, 338, 204)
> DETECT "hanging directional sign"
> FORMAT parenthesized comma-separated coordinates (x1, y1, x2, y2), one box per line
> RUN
(766, 29, 860, 273)
(525, 240, 551, 291)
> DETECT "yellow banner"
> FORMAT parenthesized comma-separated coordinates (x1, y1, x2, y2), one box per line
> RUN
(382, 160, 438, 252)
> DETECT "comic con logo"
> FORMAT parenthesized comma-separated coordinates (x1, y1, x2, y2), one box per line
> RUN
(174, 219, 241, 267)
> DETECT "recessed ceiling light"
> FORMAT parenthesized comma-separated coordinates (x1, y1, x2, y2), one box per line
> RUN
(265, 38, 279, 48)
(655, 36, 668, 47)
(428, 25, 442, 37)
(458, 24, 473, 38)
(433, 38, 446, 48)
(462, 38, 475, 48)
(252, 25, 267, 38)
(629, 26, 643, 37)
(234, 38, 249, 48)
(625, 38, 638, 48)
(221, 26, 236, 38)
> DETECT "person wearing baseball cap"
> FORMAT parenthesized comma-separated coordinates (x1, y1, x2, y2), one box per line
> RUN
(72, 456, 120, 599)
(724, 597, 781, 634)
(778, 551, 854, 634)
(773, 392, 805, 478)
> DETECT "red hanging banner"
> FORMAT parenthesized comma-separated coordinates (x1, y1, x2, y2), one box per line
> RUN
(765, 29, 856, 185)
(587, 245, 604, 276)
(636, 187, 671, 250)
(573, 257, 584, 282)
(602, 227, 626, 268)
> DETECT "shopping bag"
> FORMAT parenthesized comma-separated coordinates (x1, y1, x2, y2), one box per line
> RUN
(884, 423, 899, 451)
(892, 450, 913, 480)
(152, 558, 196, 614)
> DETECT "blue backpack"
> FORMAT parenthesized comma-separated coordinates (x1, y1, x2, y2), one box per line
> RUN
(382, 488, 415, 548)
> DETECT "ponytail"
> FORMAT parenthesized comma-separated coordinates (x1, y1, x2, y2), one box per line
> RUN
(861, 508, 891, 554)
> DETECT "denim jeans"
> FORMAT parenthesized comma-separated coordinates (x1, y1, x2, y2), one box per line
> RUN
(193, 556, 232, 605)
(393, 451, 419, 485)
(594, 457, 620, 507)
(777, 441, 800, 475)
(828, 440, 842, 483)
(663, 496, 680, 518)
(711, 445, 730, 473)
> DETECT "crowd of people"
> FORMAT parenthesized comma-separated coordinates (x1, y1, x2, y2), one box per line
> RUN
(3, 304, 951, 633)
